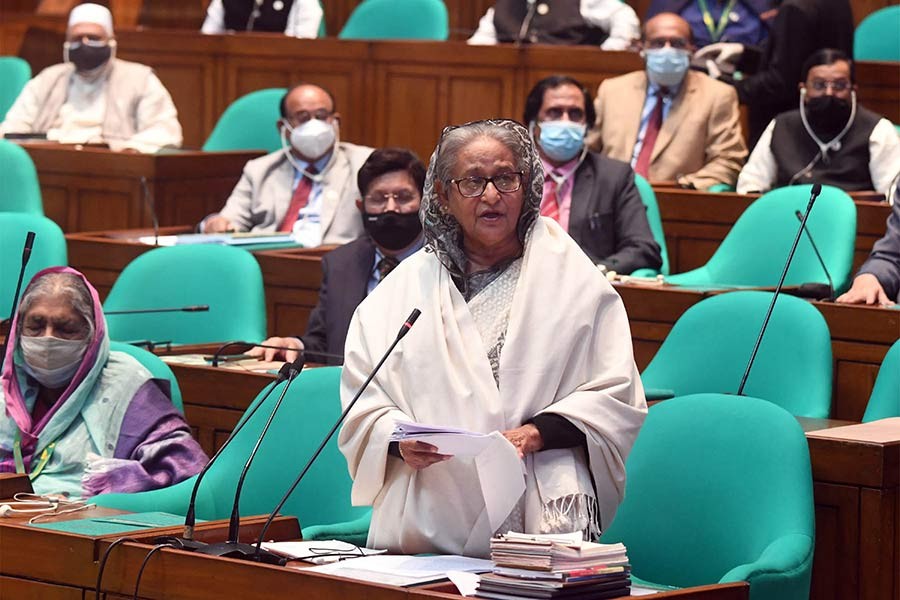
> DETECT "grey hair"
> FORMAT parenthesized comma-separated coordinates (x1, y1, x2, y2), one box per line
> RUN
(16, 273, 95, 340)
(433, 121, 532, 186)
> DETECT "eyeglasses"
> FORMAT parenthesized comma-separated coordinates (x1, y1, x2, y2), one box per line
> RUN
(542, 107, 586, 122)
(645, 36, 691, 50)
(364, 190, 419, 208)
(449, 172, 524, 198)
(286, 109, 333, 126)
(808, 79, 852, 92)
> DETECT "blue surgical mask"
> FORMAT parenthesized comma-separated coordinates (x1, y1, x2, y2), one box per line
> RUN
(536, 120, 586, 163)
(644, 47, 691, 88)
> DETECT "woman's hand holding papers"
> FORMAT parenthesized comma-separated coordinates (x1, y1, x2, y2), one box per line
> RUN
(501, 424, 543, 459)
(398, 440, 453, 470)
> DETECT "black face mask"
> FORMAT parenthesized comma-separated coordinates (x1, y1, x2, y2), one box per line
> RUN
(362, 211, 422, 251)
(66, 41, 112, 72)
(804, 95, 852, 138)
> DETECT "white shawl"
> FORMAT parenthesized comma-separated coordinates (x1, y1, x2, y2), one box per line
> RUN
(338, 218, 647, 557)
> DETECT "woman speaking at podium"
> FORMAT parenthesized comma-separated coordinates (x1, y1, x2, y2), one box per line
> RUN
(339, 119, 647, 557)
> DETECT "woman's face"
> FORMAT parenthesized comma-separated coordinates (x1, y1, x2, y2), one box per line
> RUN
(21, 295, 88, 340)
(440, 137, 524, 260)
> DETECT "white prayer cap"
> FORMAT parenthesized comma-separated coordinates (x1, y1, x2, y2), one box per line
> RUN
(68, 3, 114, 36)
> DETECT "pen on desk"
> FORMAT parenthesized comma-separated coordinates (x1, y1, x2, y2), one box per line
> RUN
(90, 518, 159, 528)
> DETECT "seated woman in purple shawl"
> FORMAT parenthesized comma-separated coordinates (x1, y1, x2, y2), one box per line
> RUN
(0, 267, 207, 498)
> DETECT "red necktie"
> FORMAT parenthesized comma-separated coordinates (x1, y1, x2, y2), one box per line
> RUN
(278, 168, 317, 232)
(634, 93, 664, 179)
(541, 174, 561, 221)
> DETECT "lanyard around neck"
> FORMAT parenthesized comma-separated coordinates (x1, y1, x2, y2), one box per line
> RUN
(13, 431, 58, 481)
(698, 0, 739, 42)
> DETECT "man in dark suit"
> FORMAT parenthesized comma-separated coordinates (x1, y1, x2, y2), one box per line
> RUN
(837, 185, 900, 306)
(250, 148, 426, 364)
(525, 75, 662, 274)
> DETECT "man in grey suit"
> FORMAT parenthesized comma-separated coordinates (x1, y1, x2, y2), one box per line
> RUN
(201, 83, 372, 246)
(524, 75, 662, 274)
(837, 186, 900, 306)
(249, 148, 426, 364)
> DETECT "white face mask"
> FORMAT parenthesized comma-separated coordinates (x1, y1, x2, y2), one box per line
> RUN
(286, 118, 336, 161)
(20, 335, 89, 389)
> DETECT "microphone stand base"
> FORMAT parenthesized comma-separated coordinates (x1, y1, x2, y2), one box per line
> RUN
(151, 538, 286, 565)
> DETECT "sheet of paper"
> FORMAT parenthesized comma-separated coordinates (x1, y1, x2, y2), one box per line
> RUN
(631, 585, 662, 595)
(390, 420, 496, 456)
(138, 235, 177, 246)
(475, 432, 526, 532)
(308, 554, 492, 586)
(260, 540, 385, 564)
(447, 571, 480, 596)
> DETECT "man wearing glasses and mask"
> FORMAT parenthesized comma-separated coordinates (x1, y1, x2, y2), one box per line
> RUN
(249, 148, 425, 365)
(738, 49, 900, 197)
(587, 13, 746, 190)
(0, 4, 182, 153)
(201, 83, 372, 247)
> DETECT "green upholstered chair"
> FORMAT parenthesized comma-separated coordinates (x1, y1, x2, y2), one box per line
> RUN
(854, 6, 900, 61)
(102, 244, 266, 345)
(0, 56, 31, 121)
(0, 139, 43, 214)
(862, 338, 900, 422)
(338, 0, 449, 40)
(91, 367, 371, 544)
(109, 341, 184, 413)
(202, 88, 287, 153)
(641, 291, 832, 417)
(631, 174, 670, 276)
(665, 185, 856, 293)
(0, 214, 66, 318)
(601, 394, 815, 600)
(708, 183, 735, 192)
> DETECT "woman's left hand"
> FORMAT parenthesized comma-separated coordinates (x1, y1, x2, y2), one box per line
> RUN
(502, 424, 543, 459)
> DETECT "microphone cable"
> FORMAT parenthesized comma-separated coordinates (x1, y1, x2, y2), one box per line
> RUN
(94, 536, 137, 599)
(132, 540, 183, 600)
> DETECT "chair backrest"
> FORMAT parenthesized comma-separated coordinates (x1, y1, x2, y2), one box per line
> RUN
(199, 366, 366, 528)
(338, 0, 449, 40)
(862, 338, 900, 422)
(666, 185, 856, 292)
(641, 291, 832, 417)
(202, 88, 287, 153)
(602, 394, 814, 600)
(0, 57, 31, 121)
(0, 214, 67, 318)
(854, 6, 900, 61)
(634, 174, 670, 276)
(103, 244, 266, 345)
(0, 139, 43, 215)
(109, 341, 184, 413)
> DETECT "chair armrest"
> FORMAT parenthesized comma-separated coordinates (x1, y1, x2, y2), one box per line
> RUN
(89, 475, 197, 516)
(301, 510, 372, 547)
(720, 533, 814, 598)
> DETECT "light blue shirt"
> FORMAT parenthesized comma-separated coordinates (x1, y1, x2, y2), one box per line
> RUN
(630, 81, 682, 167)
(367, 237, 424, 294)
(288, 153, 333, 246)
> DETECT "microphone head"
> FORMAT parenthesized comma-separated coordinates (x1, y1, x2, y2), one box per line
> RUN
(288, 353, 306, 376)
(794, 210, 803, 220)
(396, 308, 422, 341)
(24, 231, 35, 250)
(811, 183, 822, 198)
(275, 363, 293, 382)
(184, 305, 210, 312)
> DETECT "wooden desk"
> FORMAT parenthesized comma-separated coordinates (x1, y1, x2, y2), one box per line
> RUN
(653, 189, 893, 275)
(21, 144, 261, 233)
(0, 508, 749, 599)
(66, 228, 325, 336)
(800, 418, 900, 600)
(615, 282, 900, 421)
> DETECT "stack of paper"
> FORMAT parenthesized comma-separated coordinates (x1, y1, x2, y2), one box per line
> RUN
(389, 420, 495, 457)
(475, 532, 631, 599)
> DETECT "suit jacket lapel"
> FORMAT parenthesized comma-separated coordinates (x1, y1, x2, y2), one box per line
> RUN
(622, 75, 647, 157)
(318, 146, 350, 237)
(569, 159, 595, 234)
(651, 71, 698, 163)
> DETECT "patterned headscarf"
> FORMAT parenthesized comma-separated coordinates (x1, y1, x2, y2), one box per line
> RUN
(421, 119, 544, 293)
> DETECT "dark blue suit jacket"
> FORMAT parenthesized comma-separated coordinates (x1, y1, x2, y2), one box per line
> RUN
(859, 194, 900, 302)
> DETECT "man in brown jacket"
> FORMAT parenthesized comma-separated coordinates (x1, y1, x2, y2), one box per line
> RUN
(587, 13, 746, 190)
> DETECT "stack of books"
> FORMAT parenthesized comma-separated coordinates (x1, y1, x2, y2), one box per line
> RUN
(475, 531, 631, 599)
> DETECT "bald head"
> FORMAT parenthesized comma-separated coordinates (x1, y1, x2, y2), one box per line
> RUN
(642, 13, 694, 52)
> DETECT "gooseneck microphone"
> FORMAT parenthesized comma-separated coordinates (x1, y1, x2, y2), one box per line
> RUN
(794, 209, 834, 300)
(737, 184, 822, 396)
(252, 308, 422, 559)
(517, 0, 538, 44)
(1, 232, 36, 373)
(191, 355, 306, 564)
(105, 305, 209, 316)
(178, 362, 296, 546)
(210, 340, 343, 367)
